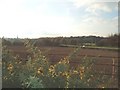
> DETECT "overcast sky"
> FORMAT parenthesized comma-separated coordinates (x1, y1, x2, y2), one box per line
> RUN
(0, 0, 118, 38)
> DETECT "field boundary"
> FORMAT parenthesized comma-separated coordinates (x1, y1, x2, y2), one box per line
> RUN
(82, 47, 119, 52)
(59, 44, 119, 51)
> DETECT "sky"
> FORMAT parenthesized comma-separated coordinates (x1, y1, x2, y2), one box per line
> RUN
(0, 0, 118, 38)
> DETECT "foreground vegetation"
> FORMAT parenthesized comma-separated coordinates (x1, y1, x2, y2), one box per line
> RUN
(2, 39, 117, 88)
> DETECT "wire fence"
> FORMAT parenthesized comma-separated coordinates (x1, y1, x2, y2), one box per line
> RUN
(48, 55, 118, 79)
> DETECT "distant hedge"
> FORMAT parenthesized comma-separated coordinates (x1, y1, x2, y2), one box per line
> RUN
(2, 33, 119, 47)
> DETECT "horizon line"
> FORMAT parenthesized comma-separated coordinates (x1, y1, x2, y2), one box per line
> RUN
(0, 35, 112, 39)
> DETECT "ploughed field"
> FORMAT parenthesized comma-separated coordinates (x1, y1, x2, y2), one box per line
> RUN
(7, 46, 119, 77)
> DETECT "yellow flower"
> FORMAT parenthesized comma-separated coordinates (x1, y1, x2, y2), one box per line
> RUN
(73, 70, 78, 74)
(79, 67, 85, 80)
(62, 72, 70, 78)
(62, 72, 67, 76)
(50, 65, 54, 69)
(63, 57, 69, 64)
(67, 75, 70, 79)
(49, 65, 55, 73)
(80, 76, 83, 80)
(80, 67, 85, 75)
(7, 64, 13, 71)
(37, 67, 43, 75)
(51, 72, 57, 77)
(3, 76, 8, 80)
(58, 61, 62, 64)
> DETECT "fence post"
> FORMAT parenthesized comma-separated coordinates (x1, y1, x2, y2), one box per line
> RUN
(112, 58, 115, 78)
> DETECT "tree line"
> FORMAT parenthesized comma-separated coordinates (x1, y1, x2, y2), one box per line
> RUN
(2, 33, 120, 47)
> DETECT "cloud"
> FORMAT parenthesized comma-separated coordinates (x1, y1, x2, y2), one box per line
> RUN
(72, 16, 118, 36)
(69, 0, 95, 8)
(69, 0, 118, 9)
(69, 1, 117, 17)
(85, 2, 112, 16)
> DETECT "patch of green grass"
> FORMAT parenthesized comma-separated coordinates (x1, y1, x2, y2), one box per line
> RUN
(85, 46, 119, 50)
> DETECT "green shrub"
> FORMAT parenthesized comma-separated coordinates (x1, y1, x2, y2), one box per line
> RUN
(2, 46, 22, 88)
